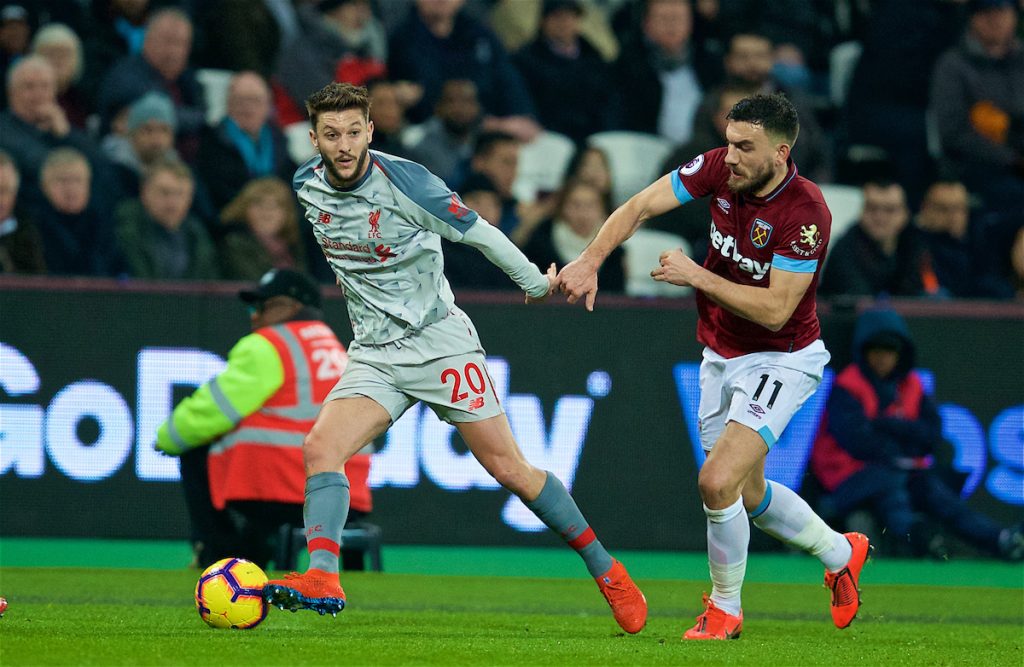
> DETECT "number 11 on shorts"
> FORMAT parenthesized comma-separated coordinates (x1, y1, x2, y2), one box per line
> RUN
(752, 373, 783, 409)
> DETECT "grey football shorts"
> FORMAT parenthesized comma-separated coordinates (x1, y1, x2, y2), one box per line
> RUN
(326, 309, 504, 424)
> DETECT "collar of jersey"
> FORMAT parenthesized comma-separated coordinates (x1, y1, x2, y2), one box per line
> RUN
(748, 159, 797, 204)
(321, 154, 377, 192)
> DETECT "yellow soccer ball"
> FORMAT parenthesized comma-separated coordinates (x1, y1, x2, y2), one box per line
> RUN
(194, 557, 269, 629)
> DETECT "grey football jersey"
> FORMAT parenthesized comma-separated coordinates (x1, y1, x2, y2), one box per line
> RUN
(294, 150, 533, 345)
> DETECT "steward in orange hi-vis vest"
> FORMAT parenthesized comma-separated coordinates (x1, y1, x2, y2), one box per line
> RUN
(154, 269, 372, 568)
(205, 320, 350, 509)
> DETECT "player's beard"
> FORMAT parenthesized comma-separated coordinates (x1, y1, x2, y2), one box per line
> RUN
(322, 145, 370, 189)
(727, 157, 775, 196)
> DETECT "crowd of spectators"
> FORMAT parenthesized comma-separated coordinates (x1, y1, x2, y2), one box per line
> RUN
(0, 0, 1021, 300)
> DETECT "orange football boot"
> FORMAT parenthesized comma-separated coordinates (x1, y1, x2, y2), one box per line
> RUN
(263, 569, 346, 616)
(683, 594, 743, 640)
(595, 559, 648, 634)
(824, 532, 871, 629)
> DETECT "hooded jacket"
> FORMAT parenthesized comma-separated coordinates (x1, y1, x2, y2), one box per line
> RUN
(811, 308, 942, 492)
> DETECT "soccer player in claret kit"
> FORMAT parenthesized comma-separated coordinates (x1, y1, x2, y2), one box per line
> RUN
(261, 82, 647, 634)
(558, 93, 870, 640)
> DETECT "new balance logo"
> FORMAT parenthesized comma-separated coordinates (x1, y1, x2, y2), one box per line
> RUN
(468, 397, 485, 410)
(317, 211, 332, 225)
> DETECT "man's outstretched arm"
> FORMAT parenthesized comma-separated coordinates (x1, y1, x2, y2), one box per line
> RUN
(558, 174, 683, 311)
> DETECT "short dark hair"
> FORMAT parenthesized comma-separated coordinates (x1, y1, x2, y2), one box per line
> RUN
(726, 93, 800, 146)
(305, 82, 370, 129)
(862, 176, 902, 192)
(472, 131, 518, 159)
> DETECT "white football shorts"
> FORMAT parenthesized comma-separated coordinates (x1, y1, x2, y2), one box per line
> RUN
(697, 339, 830, 451)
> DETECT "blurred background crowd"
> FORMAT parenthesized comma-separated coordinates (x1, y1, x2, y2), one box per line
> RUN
(0, 0, 1022, 301)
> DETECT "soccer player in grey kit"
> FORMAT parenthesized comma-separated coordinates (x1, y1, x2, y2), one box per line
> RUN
(262, 83, 647, 634)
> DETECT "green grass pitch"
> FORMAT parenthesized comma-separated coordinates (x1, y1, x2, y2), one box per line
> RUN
(1, 555, 1022, 666)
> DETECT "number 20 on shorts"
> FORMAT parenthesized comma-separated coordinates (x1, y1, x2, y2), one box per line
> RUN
(441, 363, 487, 403)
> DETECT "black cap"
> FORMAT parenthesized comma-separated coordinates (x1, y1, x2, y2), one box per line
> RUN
(542, 0, 583, 18)
(239, 269, 322, 308)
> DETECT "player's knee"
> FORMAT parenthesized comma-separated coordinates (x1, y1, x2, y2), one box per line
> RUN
(491, 465, 525, 494)
(489, 459, 536, 497)
(303, 428, 337, 475)
(698, 464, 739, 507)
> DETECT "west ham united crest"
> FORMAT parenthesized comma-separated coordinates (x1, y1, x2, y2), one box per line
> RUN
(750, 218, 773, 248)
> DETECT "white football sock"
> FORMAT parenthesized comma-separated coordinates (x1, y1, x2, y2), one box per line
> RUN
(751, 480, 852, 572)
(705, 498, 748, 616)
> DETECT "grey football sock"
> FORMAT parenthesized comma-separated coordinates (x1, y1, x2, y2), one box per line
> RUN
(304, 472, 349, 574)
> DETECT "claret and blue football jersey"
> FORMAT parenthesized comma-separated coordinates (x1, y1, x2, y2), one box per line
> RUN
(670, 147, 832, 357)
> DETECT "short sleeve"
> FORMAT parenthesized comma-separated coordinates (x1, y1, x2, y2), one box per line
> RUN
(771, 201, 832, 272)
(671, 147, 728, 202)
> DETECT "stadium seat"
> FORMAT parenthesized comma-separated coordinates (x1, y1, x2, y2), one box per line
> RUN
(284, 121, 317, 164)
(400, 122, 427, 149)
(587, 131, 672, 207)
(275, 522, 384, 572)
(829, 41, 862, 108)
(818, 183, 863, 244)
(195, 68, 234, 126)
(622, 228, 693, 298)
(511, 130, 577, 203)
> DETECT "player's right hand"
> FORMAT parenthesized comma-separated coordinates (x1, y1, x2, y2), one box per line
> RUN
(525, 263, 557, 304)
(557, 257, 599, 312)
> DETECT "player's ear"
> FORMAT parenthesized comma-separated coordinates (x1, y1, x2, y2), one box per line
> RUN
(776, 142, 791, 165)
(366, 119, 375, 144)
(309, 127, 317, 149)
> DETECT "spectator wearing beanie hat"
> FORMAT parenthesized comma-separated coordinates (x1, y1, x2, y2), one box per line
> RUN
(105, 92, 182, 201)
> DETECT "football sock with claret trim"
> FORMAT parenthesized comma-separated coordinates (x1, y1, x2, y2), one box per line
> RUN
(525, 472, 614, 577)
(304, 472, 349, 575)
(750, 480, 852, 572)
(705, 498, 748, 617)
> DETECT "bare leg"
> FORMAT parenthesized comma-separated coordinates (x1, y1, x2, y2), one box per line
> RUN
(454, 413, 547, 501)
(304, 396, 392, 476)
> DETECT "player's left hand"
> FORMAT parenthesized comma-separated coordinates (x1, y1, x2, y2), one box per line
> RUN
(651, 248, 699, 287)
(526, 263, 557, 304)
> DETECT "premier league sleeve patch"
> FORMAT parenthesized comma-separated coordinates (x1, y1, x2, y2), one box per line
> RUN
(750, 218, 773, 248)
(680, 153, 704, 176)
